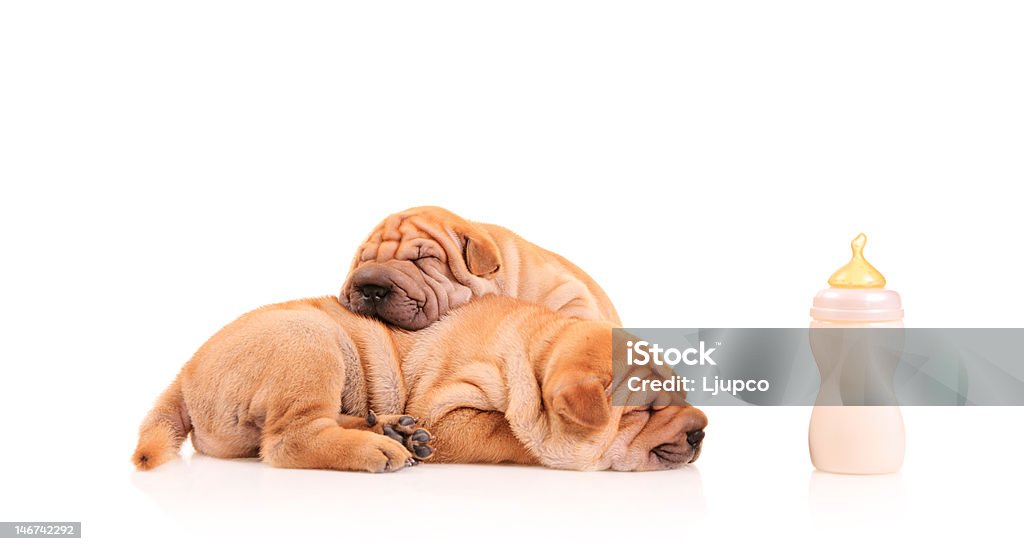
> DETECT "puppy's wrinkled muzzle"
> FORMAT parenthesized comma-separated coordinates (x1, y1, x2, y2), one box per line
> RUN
(342, 263, 439, 330)
(645, 407, 708, 469)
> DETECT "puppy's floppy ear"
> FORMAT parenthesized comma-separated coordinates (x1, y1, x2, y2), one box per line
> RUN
(553, 377, 611, 430)
(458, 223, 501, 277)
(464, 236, 500, 277)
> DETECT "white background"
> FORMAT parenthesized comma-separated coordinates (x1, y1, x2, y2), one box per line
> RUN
(1, 1, 1022, 550)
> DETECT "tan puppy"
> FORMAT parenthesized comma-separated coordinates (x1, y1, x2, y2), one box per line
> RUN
(132, 298, 432, 473)
(340, 206, 621, 330)
(403, 296, 707, 470)
(133, 296, 705, 472)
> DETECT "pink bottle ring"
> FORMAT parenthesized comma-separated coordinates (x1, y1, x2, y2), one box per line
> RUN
(810, 288, 903, 322)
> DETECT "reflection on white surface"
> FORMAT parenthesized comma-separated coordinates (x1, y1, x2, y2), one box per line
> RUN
(130, 450, 707, 541)
(808, 470, 906, 524)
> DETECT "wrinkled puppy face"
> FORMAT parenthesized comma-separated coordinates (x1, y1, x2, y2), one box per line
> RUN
(600, 404, 708, 470)
(543, 324, 708, 471)
(340, 206, 502, 330)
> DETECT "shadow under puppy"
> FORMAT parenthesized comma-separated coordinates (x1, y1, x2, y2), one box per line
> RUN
(133, 296, 706, 472)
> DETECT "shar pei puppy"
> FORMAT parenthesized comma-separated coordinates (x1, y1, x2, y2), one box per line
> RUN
(339, 206, 621, 330)
(132, 295, 705, 473)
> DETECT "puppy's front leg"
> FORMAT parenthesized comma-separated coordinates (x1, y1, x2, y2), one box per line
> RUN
(424, 407, 538, 465)
(261, 411, 415, 473)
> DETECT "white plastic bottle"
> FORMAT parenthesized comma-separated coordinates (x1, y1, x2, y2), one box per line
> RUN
(808, 234, 905, 474)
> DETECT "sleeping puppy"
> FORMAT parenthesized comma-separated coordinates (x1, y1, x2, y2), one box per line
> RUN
(404, 296, 707, 470)
(132, 295, 704, 472)
(132, 297, 431, 473)
(340, 206, 621, 330)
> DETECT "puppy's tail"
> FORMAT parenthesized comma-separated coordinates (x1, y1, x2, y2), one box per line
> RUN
(132, 375, 192, 471)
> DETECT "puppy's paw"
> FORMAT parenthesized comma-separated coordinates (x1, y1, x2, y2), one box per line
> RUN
(355, 432, 416, 473)
(366, 412, 434, 461)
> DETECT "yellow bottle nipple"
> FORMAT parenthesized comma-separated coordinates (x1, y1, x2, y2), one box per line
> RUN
(828, 233, 887, 288)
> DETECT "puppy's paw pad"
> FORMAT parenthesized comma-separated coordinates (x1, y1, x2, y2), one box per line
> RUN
(412, 444, 433, 459)
(383, 425, 404, 444)
(365, 414, 433, 460)
(410, 429, 430, 443)
(393, 426, 432, 457)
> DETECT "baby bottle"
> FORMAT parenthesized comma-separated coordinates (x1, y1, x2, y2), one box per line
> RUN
(808, 233, 905, 474)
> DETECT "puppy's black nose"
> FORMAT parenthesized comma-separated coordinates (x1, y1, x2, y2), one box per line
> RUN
(358, 285, 389, 301)
(686, 429, 705, 447)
